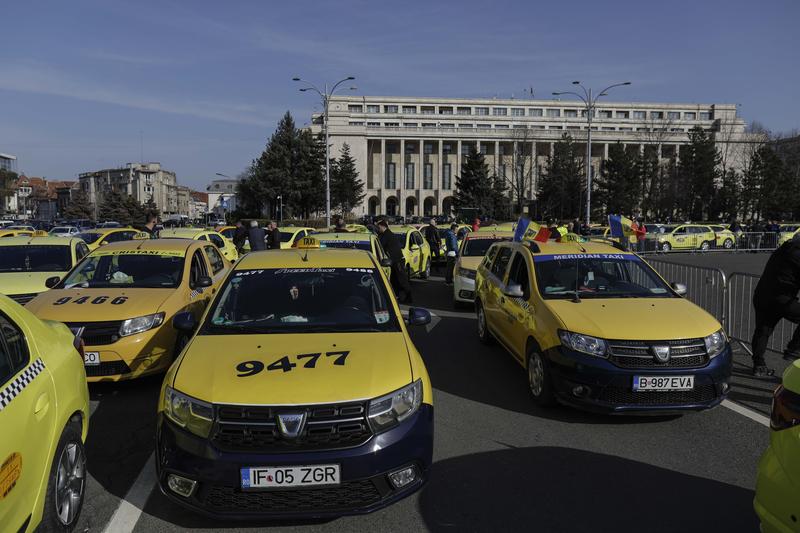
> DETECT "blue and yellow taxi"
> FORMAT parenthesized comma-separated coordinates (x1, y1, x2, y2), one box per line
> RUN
(25, 239, 230, 382)
(474, 239, 732, 413)
(389, 225, 432, 279)
(156, 239, 434, 519)
(0, 296, 89, 532)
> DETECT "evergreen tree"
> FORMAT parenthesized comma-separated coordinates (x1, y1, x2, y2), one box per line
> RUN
(330, 143, 365, 215)
(143, 195, 159, 217)
(595, 142, 640, 216)
(292, 131, 326, 218)
(454, 146, 493, 216)
(489, 174, 511, 220)
(679, 127, 720, 220)
(0, 169, 17, 216)
(715, 169, 741, 221)
(538, 134, 583, 221)
(751, 145, 796, 220)
(63, 190, 94, 220)
(97, 190, 146, 225)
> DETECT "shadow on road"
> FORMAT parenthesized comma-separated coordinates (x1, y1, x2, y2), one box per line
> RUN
(418, 446, 758, 532)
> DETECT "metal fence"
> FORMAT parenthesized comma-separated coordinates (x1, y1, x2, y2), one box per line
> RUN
(726, 272, 796, 356)
(634, 231, 781, 255)
(645, 258, 727, 324)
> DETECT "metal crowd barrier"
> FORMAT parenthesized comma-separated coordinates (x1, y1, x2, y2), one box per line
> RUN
(726, 272, 795, 356)
(637, 231, 780, 255)
(645, 259, 727, 324)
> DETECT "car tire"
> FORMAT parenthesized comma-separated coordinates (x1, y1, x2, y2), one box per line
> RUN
(420, 259, 430, 279)
(700, 240, 710, 251)
(40, 421, 86, 533)
(661, 242, 671, 252)
(723, 238, 733, 249)
(476, 300, 493, 345)
(527, 349, 556, 407)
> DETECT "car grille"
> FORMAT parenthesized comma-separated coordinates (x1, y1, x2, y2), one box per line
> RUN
(65, 321, 123, 346)
(608, 338, 708, 369)
(598, 384, 718, 406)
(200, 479, 382, 514)
(84, 360, 132, 377)
(211, 401, 373, 453)
(7, 293, 38, 305)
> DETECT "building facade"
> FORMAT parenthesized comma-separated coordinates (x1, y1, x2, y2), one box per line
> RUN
(206, 178, 239, 219)
(0, 153, 17, 173)
(78, 162, 178, 215)
(309, 95, 748, 217)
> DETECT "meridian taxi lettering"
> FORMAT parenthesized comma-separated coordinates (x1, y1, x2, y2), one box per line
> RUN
(535, 253, 636, 261)
(53, 296, 128, 305)
(236, 351, 351, 376)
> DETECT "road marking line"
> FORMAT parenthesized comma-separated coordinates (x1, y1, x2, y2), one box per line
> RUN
(102, 452, 156, 533)
(721, 399, 770, 427)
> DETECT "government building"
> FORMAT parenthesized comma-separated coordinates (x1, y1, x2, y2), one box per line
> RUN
(308, 95, 748, 218)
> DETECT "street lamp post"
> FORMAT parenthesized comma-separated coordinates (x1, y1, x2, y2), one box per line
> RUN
(277, 195, 283, 223)
(553, 81, 631, 225)
(293, 76, 356, 228)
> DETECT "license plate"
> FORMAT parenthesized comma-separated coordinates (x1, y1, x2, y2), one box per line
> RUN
(84, 352, 100, 366)
(241, 465, 340, 490)
(633, 375, 694, 391)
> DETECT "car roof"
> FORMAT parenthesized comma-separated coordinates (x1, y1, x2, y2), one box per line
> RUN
(91, 239, 197, 254)
(465, 231, 515, 240)
(160, 228, 207, 237)
(0, 236, 79, 246)
(81, 227, 133, 235)
(312, 231, 373, 241)
(499, 239, 634, 256)
(237, 248, 378, 270)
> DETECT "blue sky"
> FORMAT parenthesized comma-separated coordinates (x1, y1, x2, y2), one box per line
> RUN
(1, 0, 797, 190)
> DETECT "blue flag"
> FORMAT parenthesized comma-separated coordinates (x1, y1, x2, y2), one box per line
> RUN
(513, 217, 530, 242)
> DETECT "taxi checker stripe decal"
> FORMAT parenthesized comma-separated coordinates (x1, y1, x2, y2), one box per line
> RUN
(0, 358, 45, 412)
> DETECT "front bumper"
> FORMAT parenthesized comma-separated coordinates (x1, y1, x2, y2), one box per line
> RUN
(544, 344, 733, 414)
(754, 442, 800, 533)
(81, 326, 176, 382)
(453, 274, 476, 303)
(156, 404, 434, 519)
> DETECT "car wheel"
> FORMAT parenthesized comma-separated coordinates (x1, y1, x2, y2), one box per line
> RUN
(476, 301, 493, 345)
(420, 259, 430, 279)
(700, 240, 710, 251)
(661, 242, 671, 252)
(723, 238, 733, 249)
(527, 349, 556, 407)
(40, 421, 86, 532)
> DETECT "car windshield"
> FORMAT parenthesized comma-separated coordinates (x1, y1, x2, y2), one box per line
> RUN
(280, 232, 296, 243)
(77, 232, 102, 244)
(219, 228, 235, 239)
(318, 239, 372, 251)
(781, 225, 799, 232)
(0, 246, 72, 272)
(533, 253, 676, 299)
(61, 252, 184, 288)
(51, 227, 72, 234)
(204, 268, 399, 334)
(463, 237, 511, 257)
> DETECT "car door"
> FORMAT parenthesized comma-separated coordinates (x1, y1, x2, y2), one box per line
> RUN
(0, 311, 56, 531)
(408, 231, 422, 274)
(484, 246, 514, 341)
(372, 238, 392, 279)
(203, 245, 228, 288)
(672, 226, 689, 249)
(186, 250, 212, 318)
(497, 251, 534, 360)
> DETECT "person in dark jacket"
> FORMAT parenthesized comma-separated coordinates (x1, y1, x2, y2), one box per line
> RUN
(750, 236, 800, 376)
(423, 219, 441, 266)
(444, 223, 459, 284)
(267, 221, 281, 250)
(376, 219, 412, 303)
(247, 220, 267, 251)
(140, 211, 159, 238)
(334, 216, 349, 232)
(233, 220, 248, 253)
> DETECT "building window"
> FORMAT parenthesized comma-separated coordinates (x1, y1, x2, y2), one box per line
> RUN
(440, 123, 455, 129)
(531, 125, 545, 129)
(549, 125, 563, 130)
(667, 111, 681, 120)
(567, 126, 580, 130)
(348, 105, 363, 113)
(457, 107, 471, 115)
(459, 123, 474, 128)
(619, 127, 633, 131)
(405, 143, 416, 154)
(367, 105, 380, 113)
(424, 164, 433, 189)
(476, 123, 491, 129)
(498, 164, 506, 178)
(439, 106, 454, 115)
(699, 111, 712, 120)
(443, 143, 452, 153)
(636, 127, 649, 132)
(442, 164, 452, 189)
(478, 144, 487, 154)
(405, 163, 415, 189)
(513, 124, 526, 129)
(367, 121, 380, 126)
(475, 107, 489, 116)
(633, 110, 646, 119)
(384, 122, 399, 127)
(581, 109, 595, 118)
(385, 163, 396, 189)
(422, 122, 436, 128)
(599, 110, 612, 119)
(424, 142, 434, 155)
(547, 109, 561, 118)
(492, 108, 507, 116)
(499, 144, 506, 155)
(670, 128, 684, 132)
(650, 111, 664, 119)
(403, 122, 418, 127)
(402, 105, 416, 114)
(385, 105, 398, 113)
(564, 109, 578, 118)
(461, 144, 471, 155)
(684, 112, 696, 120)
(348, 121, 364, 126)
(511, 108, 525, 116)
(529, 108, 543, 117)
(616, 111, 630, 119)
(601, 127, 615, 131)
(421, 106, 435, 115)
(495, 124, 509, 129)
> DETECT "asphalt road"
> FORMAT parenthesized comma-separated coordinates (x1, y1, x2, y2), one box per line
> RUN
(74, 256, 775, 533)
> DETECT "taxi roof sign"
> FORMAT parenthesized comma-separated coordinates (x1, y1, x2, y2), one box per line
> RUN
(132, 231, 151, 240)
(33, 230, 48, 237)
(294, 236, 321, 249)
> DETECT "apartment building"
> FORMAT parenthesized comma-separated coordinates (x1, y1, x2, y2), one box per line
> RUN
(78, 162, 179, 215)
(309, 95, 749, 217)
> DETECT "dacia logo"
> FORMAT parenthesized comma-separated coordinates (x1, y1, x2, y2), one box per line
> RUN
(276, 412, 306, 439)
(651, 345, 671, 363)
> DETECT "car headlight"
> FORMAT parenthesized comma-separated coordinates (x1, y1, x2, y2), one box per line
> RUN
(457, 267, 477, 280)
(558, 330, 608, 358)
(704, 329, 727, 358)
(368, 380, 422, 433)
(119, 312, 165, 337)
(163, 386, 213, 437)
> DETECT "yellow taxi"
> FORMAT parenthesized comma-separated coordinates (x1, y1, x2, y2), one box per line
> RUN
(156, 240, 434, 519)
(389, 225, 432, 278)
(587, 226, 637, 245)
(160, 228, 239, 262)
(754, 360, 800, 532)
(476, 222, 515, 233)
(0, 296, 89, 532)
(76, 227, 140, 251)
(708, 224, 736, 249)
(452, 231, 514, 307)
(0, 236, 91, 306)
(0, 229, 35, 239)
(345, 224, 370, 233)
(654, 224, 717, 252)
(215, 225, 237, 242)
(474, 239, 732, 413)
(277, 226, 315, 249)
(310, 232, 393, 278)
(778, 224, 800, 246)
(25, 239, 231, 382)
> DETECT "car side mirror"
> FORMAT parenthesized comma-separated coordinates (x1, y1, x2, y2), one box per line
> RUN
(196, 276, 213, 288)
(173, 311, 197, 332)
(380, 257, 393, 267)
(99, 240, 108, 246)
(671, 282, 687, 296)
(410, 244, 420, 251)
(45, 276, 61, 288)
(504, 282, 524, 298)
(406, 307, 432, 326)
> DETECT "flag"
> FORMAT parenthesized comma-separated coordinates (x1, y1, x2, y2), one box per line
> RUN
(513, 217, 529, 242)
(608, 214, 634, 238)
(521, 220, 551, 242)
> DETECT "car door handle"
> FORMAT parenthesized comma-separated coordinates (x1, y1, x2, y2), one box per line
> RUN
(34, 392, 50, 419)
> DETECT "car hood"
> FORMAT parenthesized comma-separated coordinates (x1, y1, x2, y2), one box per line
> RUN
(545, 298, 721, 340)
(26, 288, 174, 322)
(457, 257, 483, 272)
(0, 272, 64, 295)
(173, 332, 413, 405)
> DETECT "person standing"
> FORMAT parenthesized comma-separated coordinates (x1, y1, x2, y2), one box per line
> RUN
(334, 216, 349, 232)
(472, 217, 481, 233)
(233, 220, 247, 253)
(750, 235, 800, 376)
(423, 219, 441, 266)
(632, 217, 647, 253)
(140, 211, 159, 238)
(376, 220, 412, 303)
(247, 220, 267, 251)
(266, 221, 282, 249)
(444, 223, 459, 285)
